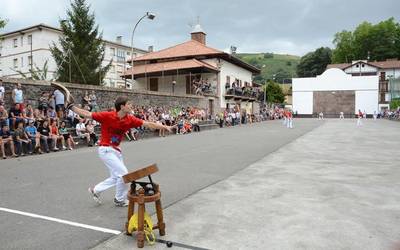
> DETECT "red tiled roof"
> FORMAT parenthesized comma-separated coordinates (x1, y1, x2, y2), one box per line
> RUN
(327, 60, 400, 70)
(123, 59, 219, 78)
(369, 60, 400, 69)
(326, 63, 350, 69)
(132, 40, 224, 62)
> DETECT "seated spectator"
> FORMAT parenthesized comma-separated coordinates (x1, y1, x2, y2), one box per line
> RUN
(38, 120, 51, 153)
(190, 116, 200, 132)
(85, 120, 98, 146)
(89, 90, 98, 111)
(76, 118, 90, 146)
(47, 107, 59, 125)
(25, 120, 42, 154)
(0, 125, 17, 159)
(50, 120, 66, 151)
(14, 121, 32, 156)
(25, 104, 35, 122)
(0, 105, 9, 128)
(59, 121, 77, 150)
(0, 79, 4, 105)
(66, 106, 80, 127)
(8, 103, 23, 130)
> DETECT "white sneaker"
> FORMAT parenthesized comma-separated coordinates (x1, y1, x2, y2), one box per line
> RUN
(88, 187, 101, 204)
(62, 146, 67, 150)
(113, 198, 129, 207)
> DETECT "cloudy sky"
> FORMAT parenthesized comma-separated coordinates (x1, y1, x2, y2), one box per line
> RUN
(1, 0, 399, 56)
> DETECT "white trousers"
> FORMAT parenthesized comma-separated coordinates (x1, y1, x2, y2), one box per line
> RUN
(357, 117, 362, 126)
(94, 146, 128, 201)
(287, 118, 293, 128)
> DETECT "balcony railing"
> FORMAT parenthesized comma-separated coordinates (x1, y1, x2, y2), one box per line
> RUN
(224, 87, 261, 101)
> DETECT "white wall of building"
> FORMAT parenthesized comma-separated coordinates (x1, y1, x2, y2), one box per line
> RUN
(213, 59, 253, 108)
(293, 68, 379, 115)
(0, 25, 146, 88)
(344, 61, 377, 74)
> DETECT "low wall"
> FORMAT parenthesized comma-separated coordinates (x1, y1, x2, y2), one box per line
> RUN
(0, 78, 219, 114)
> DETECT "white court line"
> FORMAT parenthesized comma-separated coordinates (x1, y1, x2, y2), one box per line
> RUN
(0, 207, 121, 235)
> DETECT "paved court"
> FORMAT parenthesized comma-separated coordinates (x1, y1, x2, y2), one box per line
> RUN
(95, 119, 400, 250)
(0, 119, 319, 250)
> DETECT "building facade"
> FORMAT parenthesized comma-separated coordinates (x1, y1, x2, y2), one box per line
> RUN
(0, 24, 148, 88)
(293, 68, 379, 117)
(122, 24, 261, 115)
(327, 59, 400, 110)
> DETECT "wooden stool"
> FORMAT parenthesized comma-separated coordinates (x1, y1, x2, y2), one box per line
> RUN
(122, 164, 166, 248)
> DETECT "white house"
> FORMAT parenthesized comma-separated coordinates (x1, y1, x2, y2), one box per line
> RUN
(0, 24, 148, 88)
(293, 68, 379, 117)
(327, 59, 400, 110)
(122, 24, 261, 114)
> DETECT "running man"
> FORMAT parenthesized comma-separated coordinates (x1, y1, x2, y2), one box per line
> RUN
(52, 83, 174, 207)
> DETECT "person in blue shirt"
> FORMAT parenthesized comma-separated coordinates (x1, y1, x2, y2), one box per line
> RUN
(25, 120, 42, 154)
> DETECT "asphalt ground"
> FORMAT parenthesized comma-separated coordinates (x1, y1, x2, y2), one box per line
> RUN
(0, 119, 320, 250)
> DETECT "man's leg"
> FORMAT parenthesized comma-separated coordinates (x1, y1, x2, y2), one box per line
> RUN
(95, 147, 128, 202)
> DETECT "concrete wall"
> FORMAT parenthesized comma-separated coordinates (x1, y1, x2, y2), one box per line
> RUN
(293, 68, 379, 115)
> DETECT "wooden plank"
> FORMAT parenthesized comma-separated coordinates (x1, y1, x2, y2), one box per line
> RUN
(122, 164, 158, 183)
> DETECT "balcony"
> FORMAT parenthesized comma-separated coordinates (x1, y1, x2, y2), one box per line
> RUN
(224, 87, 260, 102)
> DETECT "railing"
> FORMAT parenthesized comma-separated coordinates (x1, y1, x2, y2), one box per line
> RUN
(225, 87, 261, 100)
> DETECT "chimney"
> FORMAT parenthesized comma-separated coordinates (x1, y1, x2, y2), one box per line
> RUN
(116, 36, 122, 44)
(191, 24, 206, 45)
(148, 45, 154, 52)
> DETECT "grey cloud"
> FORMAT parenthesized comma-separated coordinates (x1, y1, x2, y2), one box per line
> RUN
(1, 0, 399, 55)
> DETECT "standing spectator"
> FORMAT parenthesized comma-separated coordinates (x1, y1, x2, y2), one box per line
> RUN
(82, 91, 90, 107)
(25, 120, 42, 154)
(0, 79, 5, 105)
(38, 92, 49, 116)
(12, 83, 24, 108)
(0, 125, 17, 159)
(54, 89, 65, 119)
(76, 118, 90, 146)
(14, 121, 32, 156)
(38, 120, 51, 153)
(190, 116, 200, 132)
(85, 120, 98, 146)
(89, 90, 98, 111)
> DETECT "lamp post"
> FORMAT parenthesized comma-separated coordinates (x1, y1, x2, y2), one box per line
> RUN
(129, 12, 156, 89)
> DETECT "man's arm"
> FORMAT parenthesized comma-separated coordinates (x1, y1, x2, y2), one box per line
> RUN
(70, 106, 92, 119)
(142, 121, 174, 132)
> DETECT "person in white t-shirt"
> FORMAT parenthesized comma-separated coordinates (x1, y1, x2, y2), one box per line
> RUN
(339, 111, 344, 119)
(76, 118, 90, 145)
(0, 79, 5, 104)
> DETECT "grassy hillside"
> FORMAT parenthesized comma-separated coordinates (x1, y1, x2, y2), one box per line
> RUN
(236, 53, 300, 84)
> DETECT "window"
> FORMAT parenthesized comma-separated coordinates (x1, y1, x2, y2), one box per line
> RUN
(20, 36, 23, 47)
(28, 56, 32, 66)
(361, 64, 365, 67)
(13, 39, 18, 48)
(13, 58, 18, 68)
(28, 35, 32, 45)
(111, 65, 116, 73)
(356, 64, 359, 68)
(117, 65, 123, 73)
(110, 48, 115, 56)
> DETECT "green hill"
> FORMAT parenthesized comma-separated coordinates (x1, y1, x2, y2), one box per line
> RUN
(236, 53, 300, 84)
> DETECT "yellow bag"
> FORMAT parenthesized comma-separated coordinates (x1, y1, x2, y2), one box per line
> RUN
(128, 212, 155, 245)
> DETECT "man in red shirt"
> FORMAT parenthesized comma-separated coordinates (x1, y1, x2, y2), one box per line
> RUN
(63, 91, 173, 206)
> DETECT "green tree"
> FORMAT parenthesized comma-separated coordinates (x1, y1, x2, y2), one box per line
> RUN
(332, 18, 400, 63)
(50, 0, 111, 85)
(297, 47, 332, 77)
(265, 82, 285, 104)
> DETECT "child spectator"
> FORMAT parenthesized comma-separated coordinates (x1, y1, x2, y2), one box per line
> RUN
(59, 121, 78, 150)
(25, 120, 42, 154)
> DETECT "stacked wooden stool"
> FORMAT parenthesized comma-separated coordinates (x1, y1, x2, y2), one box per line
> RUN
(122, 164, 166, 248)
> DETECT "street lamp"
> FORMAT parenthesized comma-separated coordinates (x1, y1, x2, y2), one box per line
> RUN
(129, 12, 156, 88)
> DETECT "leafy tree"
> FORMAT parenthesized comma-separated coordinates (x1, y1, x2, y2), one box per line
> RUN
(263, 53, 273, 59)
(390, 98, 400, 110)
(50, 0, 111, 85)
(297, 47, 332, 77)
(332, 18, 400, 63)
(265, 81, 285, 104)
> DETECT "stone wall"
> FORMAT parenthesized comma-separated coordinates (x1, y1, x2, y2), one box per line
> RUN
(0, 78, 220, 115)
(313, 90, 355, 116)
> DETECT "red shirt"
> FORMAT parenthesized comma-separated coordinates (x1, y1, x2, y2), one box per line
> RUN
(92, 111, 143, 149)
